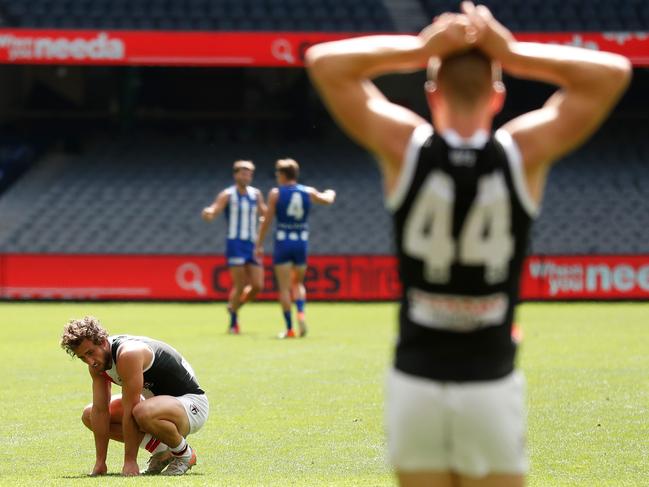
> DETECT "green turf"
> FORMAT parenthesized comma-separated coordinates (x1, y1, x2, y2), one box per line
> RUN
(0, 302, 647, 486)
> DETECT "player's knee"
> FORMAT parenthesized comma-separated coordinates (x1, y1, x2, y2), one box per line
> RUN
(81, 404, 92, 429)
(132, 401, 153, 427)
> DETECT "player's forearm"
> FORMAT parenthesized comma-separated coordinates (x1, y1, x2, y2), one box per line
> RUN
(502, 42, 631, 96)
(256, 219, 271, 247)
(121, 410, 140, 462)
(318, 190, 336, 205)
(91, 408, 110, 462)
(306, 35, 428, 81)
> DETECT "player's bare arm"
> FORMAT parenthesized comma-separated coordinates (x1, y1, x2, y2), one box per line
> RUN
(88, 368, 111, 476)
(464, 2, 632, 203)
(115, 344, 147, 476)
(308, 187, 336, 205)
(255, 188, 278, 258)
(306, 15, 475, 192)
(257, 188, 268, 218)
(201, 190, 230, 221)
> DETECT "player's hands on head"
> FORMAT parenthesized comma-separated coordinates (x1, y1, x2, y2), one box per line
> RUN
(89, 461, 107, 476)
(461, 2, 515, 60)
(418, 12, 477, 59)
(121, 460, 140, 476)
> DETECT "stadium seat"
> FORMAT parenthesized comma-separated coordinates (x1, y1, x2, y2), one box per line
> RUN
(0, 0, 395, 31)
(2, 118, 647, 256)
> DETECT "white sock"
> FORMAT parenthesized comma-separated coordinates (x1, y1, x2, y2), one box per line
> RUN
(139, 433, 168, 454)
(170, 437, 190, 458)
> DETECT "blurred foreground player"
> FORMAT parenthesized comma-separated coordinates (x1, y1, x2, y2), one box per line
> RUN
(61, 316, 209, 476)
(255, 158, 336, 338)
(307, 3, 630, 486)
(202, 160, 267, 334)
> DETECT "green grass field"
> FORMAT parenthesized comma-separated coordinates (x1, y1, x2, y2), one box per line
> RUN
(0, 302, 647, 486)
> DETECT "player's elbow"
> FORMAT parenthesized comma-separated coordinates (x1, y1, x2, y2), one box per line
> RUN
(598, 55, 632, 100)
(610, 56, 633, 94)
(304, 45, 323, 70)
(305, 45, 337, 81)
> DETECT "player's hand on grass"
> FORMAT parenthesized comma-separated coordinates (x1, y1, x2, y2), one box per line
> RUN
(121, 460, 140, 476)
(89, 461, 107, 476)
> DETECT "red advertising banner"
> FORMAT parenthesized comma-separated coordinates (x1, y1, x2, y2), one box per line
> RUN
(0, 30, 647, 67)
(0, 254, 401, 301)
(0, 30, 358, 67)
(520, 255, 649, 300)
(1, 254, 648, 301)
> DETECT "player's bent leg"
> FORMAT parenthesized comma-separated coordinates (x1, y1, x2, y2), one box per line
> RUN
(158, 394, 208, 476)
(133, 396, 194, 476)
(397, 471, 455, 487)
(132, 395, 191, 444)
(82, 394, 127, 442)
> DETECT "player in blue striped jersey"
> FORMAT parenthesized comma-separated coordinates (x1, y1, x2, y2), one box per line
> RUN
(256, 158, 335, 338)
(202, 160, 267, 334)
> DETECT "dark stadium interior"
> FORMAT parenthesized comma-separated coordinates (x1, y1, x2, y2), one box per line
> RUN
(0, 1, 647, 258)
(0, 61, 647, 256)
(0, 0, 647, 31)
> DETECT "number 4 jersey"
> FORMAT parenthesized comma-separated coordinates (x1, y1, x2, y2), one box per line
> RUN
(274, 184, 312, 265)
(387, 124, 538, 382)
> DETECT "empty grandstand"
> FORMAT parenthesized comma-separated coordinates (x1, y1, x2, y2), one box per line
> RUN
(0, 0, 395, 31)
(2, 0, 647, 32)
(0, 0, 647, 301)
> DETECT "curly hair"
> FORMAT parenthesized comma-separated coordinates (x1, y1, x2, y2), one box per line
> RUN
(60, 316, 108, 357)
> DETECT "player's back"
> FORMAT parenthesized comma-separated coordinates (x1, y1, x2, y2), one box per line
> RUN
(224, 185, 259, 242)
(275, 184, 311, 242)
(388, 125, 538, 382)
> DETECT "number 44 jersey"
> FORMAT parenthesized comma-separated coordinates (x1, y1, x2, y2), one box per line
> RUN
(387, 124, 538, 382)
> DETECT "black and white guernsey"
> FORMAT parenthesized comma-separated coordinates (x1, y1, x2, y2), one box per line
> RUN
(103, 334, 204, 397)
(387, 124, 538, 382)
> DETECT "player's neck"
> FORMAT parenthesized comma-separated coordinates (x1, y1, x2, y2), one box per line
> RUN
(235, 183, 248, 193)
(434, 109, 492, 139)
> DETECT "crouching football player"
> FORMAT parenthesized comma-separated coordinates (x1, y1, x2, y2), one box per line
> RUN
(60, 316, 209, 476)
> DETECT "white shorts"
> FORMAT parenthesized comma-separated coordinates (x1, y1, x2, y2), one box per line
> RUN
(175, 393, 209, 435)
(386, 368, 527, 477)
